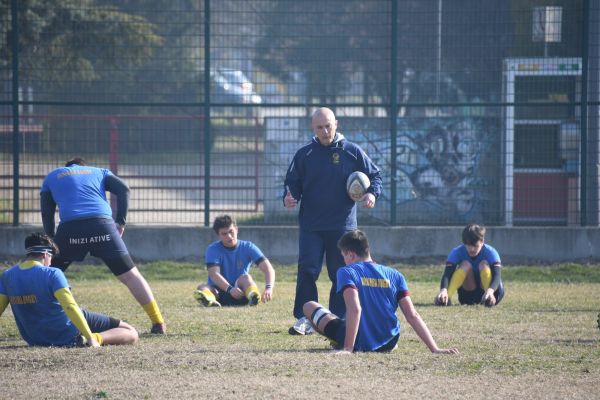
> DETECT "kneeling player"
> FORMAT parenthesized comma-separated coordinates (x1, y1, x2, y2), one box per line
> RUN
(194, 215, 275, 307)
(435, 223, 505, 307)
(304, 230, 458, 354)
(0, 233, 138, 347)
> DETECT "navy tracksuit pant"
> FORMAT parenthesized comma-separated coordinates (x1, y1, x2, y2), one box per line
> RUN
(293, 228, 349, 319)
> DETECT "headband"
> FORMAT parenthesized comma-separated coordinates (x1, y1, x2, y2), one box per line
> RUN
(26, 245, 54, 256)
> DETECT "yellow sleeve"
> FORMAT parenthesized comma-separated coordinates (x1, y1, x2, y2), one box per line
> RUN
(0, 294, 8, 317)
(54, 288, 93, 341)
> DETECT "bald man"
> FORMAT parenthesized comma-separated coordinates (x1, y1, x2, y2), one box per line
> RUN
(283, 107, 382, 335)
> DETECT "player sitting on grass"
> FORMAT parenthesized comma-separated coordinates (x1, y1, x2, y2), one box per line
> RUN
(0, 233, 138, 347)
(194, 215, 275, 307)
(303, 230, 458, 354)
(435, 223, 505, 307)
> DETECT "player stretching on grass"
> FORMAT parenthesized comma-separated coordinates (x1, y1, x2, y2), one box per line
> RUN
(0, 233, 138, 347)
(435, 223, 505, 307)
(194, 215, 275, 307)
(304, 230, 458, 354)
(40, 157, 166, 334)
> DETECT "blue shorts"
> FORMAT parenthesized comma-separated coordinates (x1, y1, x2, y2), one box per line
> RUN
(68, 309, 120, 346)
(53, 217, 135, 276)
(81, 309, 120, 332)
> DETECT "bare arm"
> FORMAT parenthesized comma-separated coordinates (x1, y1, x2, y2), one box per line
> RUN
(399, 296, 458, 354)
(257, 259, 275, 303)
(207, 266, 243, 299)
(342, 287, 361, 352)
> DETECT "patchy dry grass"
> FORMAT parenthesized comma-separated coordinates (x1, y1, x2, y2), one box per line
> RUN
(0, 263, 599, 399)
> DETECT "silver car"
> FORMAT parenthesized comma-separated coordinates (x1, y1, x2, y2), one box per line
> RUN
(212, 69, 262, 104)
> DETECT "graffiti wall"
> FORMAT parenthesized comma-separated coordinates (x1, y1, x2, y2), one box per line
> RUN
(395, 117, 500, 224)
(264, 116, 502, 225)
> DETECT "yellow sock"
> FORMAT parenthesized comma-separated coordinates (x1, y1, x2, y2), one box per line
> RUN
(480, 267, 492, 290)
(92, 332, 104, 346)
(244, 285, 260, 299)
(142, 300, 164, 325)
(447, 268, 467, 298)
(200, 288, 217, 301)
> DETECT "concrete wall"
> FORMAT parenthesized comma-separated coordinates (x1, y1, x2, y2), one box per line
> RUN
(1, 225, 599, 264)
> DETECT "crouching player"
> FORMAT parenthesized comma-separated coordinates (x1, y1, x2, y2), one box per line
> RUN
(194, 215, 275, 307)
(435, 223, 505, 307)
(0, 233, 138, 347)
(303, 230, 458, 354)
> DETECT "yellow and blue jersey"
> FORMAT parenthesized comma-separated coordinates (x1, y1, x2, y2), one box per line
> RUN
(447, 244, 501, 268)
(0, 262, 79, 346)
(205, 240, 266, 287)
(41, 164, 113, 223)
(336, 261, 408, 352)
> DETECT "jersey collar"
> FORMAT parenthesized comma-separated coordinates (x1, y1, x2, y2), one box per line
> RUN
(19, 260, 44, 269)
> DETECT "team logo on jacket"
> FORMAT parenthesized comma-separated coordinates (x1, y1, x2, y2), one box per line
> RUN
(332, 153, 340, 164)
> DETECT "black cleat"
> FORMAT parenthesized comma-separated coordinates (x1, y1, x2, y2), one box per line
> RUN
(150, 323, 166, 334)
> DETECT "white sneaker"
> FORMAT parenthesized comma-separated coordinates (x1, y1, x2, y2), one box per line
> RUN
(288, 317, 315, 335)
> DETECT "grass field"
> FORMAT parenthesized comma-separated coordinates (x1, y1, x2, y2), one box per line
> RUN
(1, 262, 599, 399)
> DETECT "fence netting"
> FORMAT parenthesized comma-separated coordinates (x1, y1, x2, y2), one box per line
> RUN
(1, 0, 598, 226)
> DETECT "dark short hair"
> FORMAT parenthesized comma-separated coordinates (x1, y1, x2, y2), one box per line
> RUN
(65, 157, 86, 167)
(337, 230, 369, 258)
(212, 215, 236, 233)
(24, 232, 59, 256)
(462, 223, 486, 245)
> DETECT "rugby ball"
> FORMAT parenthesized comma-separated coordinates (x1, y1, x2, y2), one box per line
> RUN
(346, 171, 370, 202)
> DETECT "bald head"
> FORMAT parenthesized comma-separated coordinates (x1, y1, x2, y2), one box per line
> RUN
(312, 107, 335, 120)
(311, 107, 337, 146)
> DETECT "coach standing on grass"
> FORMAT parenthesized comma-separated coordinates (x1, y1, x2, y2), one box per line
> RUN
(40, 157, 166, 334)
(283, 107, 382, 335)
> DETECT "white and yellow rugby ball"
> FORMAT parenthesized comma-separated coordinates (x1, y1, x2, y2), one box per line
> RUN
(346, 171, 370, 202)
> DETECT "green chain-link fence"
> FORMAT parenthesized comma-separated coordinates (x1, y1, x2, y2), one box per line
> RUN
(1, 0, 598, 226)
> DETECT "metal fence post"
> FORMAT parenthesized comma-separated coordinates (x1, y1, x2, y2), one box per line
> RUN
(203, 0, 211, 227)
(390, 0, 398, 225)
(584, 0, 600, 226)
(109, 116, 119, 216)
(11, 0, 20, 226)
(581, 0, 592, 225)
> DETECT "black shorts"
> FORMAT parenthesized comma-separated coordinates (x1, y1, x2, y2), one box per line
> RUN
(215, 290, 250, 306)
(458, 282, 505, 305)
(323, 317, 400, 352)
(53, 217, 135, 276)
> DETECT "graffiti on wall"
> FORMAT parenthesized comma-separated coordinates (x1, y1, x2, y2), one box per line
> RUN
(356, 117, 501, 224)
(264, 116, 501, 225)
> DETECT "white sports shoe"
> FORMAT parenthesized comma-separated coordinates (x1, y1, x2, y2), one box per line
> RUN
(289, 316, 315, 335)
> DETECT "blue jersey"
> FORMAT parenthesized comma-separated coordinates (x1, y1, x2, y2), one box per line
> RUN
(0, 261, 78, 346)
(336, 261, 409, 352)
(205, 240, 266, 286)
(41, 164, 113, 222)
(447, 243, 501, 268)
(284, 134, 382, 231)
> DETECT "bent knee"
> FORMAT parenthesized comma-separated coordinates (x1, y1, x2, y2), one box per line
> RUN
(303, 301, 320, 317)
(478, 260, 490, 271)
(120, 321, 140, 344)
(458, 260, 473, 271)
